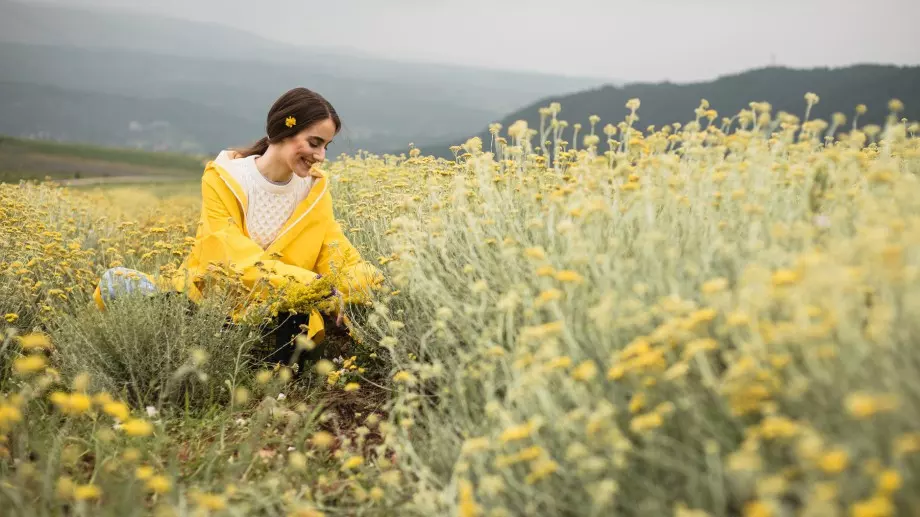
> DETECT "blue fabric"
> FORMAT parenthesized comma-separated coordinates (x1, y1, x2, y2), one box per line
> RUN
(99, 267, 158, 303)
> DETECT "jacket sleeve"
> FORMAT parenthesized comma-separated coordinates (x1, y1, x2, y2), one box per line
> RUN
(196, 172, 321, 292)
(314, 218, 384, 303)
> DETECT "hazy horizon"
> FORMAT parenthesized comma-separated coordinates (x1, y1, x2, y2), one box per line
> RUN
(16, 0, 920, 84)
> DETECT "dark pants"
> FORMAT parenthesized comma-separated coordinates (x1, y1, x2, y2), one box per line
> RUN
(249, 312, 327, 372)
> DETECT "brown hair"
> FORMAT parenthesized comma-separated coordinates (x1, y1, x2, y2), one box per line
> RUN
(235, 87, 341, 157)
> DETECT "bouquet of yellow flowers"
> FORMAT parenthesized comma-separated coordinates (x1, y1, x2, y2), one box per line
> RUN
(234, 270, 344, 327)
(276, 273, 343, 316)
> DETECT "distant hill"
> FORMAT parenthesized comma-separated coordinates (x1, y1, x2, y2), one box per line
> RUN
(411, 65, 920, 158)
(0, 0, 614, 155)
(0, 81, 256, 154)
(0, 135, 204, 183)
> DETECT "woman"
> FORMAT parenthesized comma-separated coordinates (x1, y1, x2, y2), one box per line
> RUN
(93, 87, 384, 353)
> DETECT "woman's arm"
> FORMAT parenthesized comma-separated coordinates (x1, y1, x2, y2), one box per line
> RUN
(314, 218, 384, 304)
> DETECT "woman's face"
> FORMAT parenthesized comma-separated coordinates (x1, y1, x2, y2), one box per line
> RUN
(280, 117, 337, 178)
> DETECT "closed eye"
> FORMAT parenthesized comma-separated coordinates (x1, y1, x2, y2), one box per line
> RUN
(309, 137, 332, 150)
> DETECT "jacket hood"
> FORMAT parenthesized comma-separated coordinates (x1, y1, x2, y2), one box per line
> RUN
(212, 149, 248, 177)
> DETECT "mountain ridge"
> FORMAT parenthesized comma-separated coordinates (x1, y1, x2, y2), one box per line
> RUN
(408, 64, 920, 158)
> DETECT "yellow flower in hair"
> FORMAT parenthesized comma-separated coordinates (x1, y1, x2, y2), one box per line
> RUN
(285, 116, 297, 128)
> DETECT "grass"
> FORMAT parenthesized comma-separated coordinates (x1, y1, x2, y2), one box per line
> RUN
(70, 181, 201, 200)
(0, 136, 206, 172)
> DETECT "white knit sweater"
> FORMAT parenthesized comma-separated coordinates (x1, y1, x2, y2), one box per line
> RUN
(229, 155, 314, 249)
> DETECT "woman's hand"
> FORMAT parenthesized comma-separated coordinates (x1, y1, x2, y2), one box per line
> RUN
(315, 274, 346, 327)
(331, 286, 346, 327)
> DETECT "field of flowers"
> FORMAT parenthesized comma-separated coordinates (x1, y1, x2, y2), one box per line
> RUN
(2, 95, 920, 516)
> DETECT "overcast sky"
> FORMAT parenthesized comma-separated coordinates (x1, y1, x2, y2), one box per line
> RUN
(26, 0, 920, 83)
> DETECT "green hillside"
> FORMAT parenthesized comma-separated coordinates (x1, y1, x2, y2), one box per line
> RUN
(0, 136, 204, 183)
(414, 64, 920, 158)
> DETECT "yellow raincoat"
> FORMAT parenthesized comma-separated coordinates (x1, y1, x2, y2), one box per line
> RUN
(92, 150, 384, 344)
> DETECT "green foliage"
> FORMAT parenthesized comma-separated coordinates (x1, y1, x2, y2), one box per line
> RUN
(49, 293, 256, 411)
(0, 136, 205, 171)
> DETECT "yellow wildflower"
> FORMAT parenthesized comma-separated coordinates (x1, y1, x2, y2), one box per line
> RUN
(819, 449, 849, 474)
(525, 458, 558, 484)
(536, 289, 563, 306)
(571, 360, 598, 381)
(233, 387, 250, 405)
(682, 338, 718, 360)
(314, 360, 334, 376)
(191, 492, 227, 511)
(121, 418, 154, 437)
(500, 420, 536, 443)
(74, 484, 101, 501)
(135, 465, 155, 481)
(813, 481, 837, 501)
(103, 401, 130, 421)
(876, 469, 902, 494)
(545, 356, 572, 370)
(725, 311, 750, 326)
(771, 269, 799, 286)
(343, 382, 360, 392)
(311, 431, 335, 449)
(460, 437, 491, 455)
(50, 392, 92, 415)
(122, 448, 141, 462)
(393, 371, 416, 384)
(342, 456, 363, 470)
(458, 478, 481, 517)
(255, 369, 273, 384)
(629, 392, 647, 414)
(56, 476, 75, 500)
(288, 451, 307, 471)
(555, 270, 584, 283)
(743, 500, 773, 517)
(0, 402, 23, 431)
(535, 265, 556, 277)
(146, 475, 172, 494)
(701, 277, 728, 294)
(630, 412, 664, 433)
(686, 308, 718, 326)
(759, 416, 799, 439)
(894, 433, 920, 456)
(845, 392, 898, 419)
(17, 333, 51, 350)
(13, 354, 46, 375)
(849, 496, 894, 517)
(524, 247, 546, 260)
(664, 363, 690, 381)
